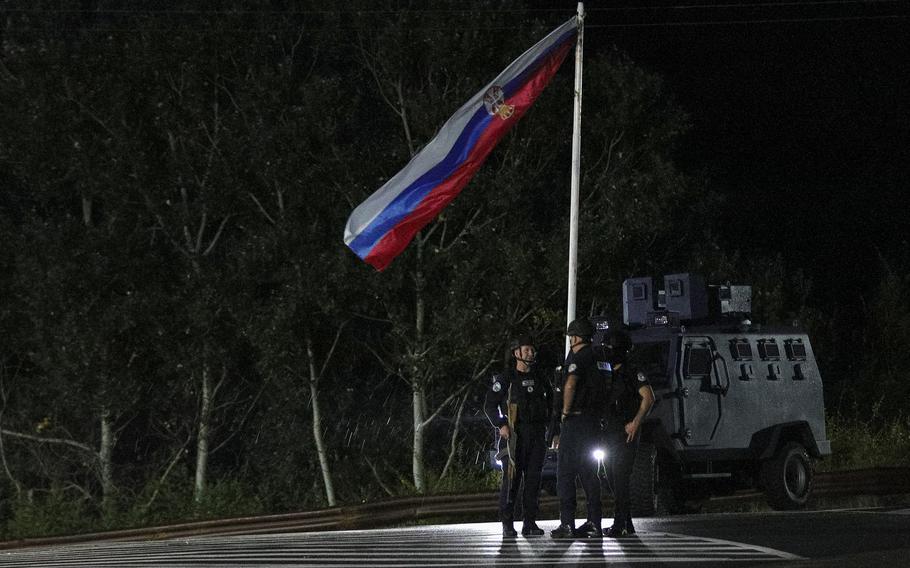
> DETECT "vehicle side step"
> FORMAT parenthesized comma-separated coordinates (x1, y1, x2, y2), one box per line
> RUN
(682, 472, 732, 479)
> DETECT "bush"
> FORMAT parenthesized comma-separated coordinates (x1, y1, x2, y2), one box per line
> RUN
(820, 407, 910, 472)
(2, 486, 93, 540)
(429, 468, 500, 494)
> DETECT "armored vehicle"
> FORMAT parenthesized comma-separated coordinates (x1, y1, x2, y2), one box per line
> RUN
(613, 273, 831, 514)
(536, 273, 831, 514)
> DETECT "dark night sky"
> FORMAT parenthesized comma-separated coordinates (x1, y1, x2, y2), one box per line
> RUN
(548, 1, 910, 304)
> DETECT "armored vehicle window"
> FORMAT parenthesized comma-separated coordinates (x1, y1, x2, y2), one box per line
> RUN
(631, 341, 669, 384)
(786, 339, 807, 360)
(730, 339, 752, 360)
(758, 340, 780, 360)
(685, 347, 712, 377)
(668, 278, 684, 297)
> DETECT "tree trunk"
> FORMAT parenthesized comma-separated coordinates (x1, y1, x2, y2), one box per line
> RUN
(305, 333, 336, 506)
(99, 406, 115, 515)
(83, 196, 117, 513)
(438, 391, 468, 482)
(194, 363, 212, 504)
(412, 384, 427, 493)
(412, 238, 427, 492)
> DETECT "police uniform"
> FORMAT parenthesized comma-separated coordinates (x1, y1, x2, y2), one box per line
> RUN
(483, 366, 552, 527)
(604, 363, 650, 533)
(553, 343, 605, 532)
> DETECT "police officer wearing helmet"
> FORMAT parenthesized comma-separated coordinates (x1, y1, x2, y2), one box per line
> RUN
(601, 328, 655, 538)
(550, 318, 605, 539)
(483, 334, 552, 537)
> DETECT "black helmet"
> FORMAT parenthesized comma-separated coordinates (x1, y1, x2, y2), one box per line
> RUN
(565, 318, 594, 339)
(508, 333, 534, 351)
(602, 328, 632, 362)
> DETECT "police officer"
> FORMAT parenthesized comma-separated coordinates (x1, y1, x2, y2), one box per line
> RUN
(601, 328, 655, 538)
(484, 334, 552, 537)
(550, 318, 605, 539)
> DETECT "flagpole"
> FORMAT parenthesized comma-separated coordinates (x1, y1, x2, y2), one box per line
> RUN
(565, 2, 585, 357)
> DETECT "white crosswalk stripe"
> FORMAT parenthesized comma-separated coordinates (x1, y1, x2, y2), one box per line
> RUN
(0, 521, 802, 566)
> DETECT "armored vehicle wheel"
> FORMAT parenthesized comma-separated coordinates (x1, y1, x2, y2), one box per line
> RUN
(761, 441, 813, 510)
(630, 443, 679, 516)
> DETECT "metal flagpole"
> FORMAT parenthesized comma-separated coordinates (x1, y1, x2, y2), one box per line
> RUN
(565, 2, 585, 357)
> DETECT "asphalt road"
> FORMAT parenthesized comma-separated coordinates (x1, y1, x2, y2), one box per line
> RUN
(1, 507, 908, 567)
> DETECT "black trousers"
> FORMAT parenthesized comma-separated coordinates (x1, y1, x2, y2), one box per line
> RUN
(556, 415, 601, 526)
(499, 422, 547, 523)
(605, 428, 639, 528)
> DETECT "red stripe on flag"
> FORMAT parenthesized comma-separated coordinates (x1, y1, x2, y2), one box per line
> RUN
(364, 39, 574, 271)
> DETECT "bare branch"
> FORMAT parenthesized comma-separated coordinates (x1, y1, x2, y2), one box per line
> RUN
(210, 383, 267, 455)
(357, 36, 403, 121)
(362, 342, 397, 377)
(275, 183, 286, 216)
(0, 429, 96, 457)
(215, 79, 248, 129)
(394, 78, 416, 157)
(350, 311, 393, 325)
(364, 457, 396, 497)
(211, 365, 228, 402)
(143, 436, 190, 511)
(420, 377, 477, 430)
(437, 390, 469, 482)
(438, 208, 481, 253)
(202, 216, 231, 256)
(0, 411, 22, 498)
(63, 482, 93, 501)
(0, 58, 22, 85)
(63, 79, 118, 141)
(194, 210, 208, 255)
(318, 321, 349, 380)
(249, 193, 277, 225)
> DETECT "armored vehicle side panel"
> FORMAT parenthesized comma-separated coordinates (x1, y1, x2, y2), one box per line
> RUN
(627, 324, 831, 512)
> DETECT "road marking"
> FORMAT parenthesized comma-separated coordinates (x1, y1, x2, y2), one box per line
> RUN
(0, 523, 803, 566)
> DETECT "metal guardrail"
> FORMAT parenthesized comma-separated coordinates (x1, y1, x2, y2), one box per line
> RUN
(2, 467, 909, 550)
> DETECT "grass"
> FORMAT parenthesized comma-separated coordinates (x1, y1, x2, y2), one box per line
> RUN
(819, 408, 910, 472)
(4, 415, 910, 540)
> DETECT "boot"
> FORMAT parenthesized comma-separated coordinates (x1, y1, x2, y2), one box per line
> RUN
(502, 521, 518, 537)
(574, 520, 603, 538)
(550, 523, 575, 538)
(521, 520, 544, 536)
(604, 524, 631, 538)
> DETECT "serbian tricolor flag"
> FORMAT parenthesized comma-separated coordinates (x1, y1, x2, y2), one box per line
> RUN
(344, 16, 578, 271)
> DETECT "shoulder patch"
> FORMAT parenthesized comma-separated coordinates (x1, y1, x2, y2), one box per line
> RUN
(637, 371, 647, 383)
(567, 363, 577, 374)
(492, 381, 502, 392)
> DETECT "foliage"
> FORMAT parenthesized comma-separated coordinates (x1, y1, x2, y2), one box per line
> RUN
(0, 0, 905, 539)
(2, 487, 92, 540)
(820, 408, 910, 472)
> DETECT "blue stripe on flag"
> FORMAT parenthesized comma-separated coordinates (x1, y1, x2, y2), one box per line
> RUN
(348, 26, 577, 260)
(348, 109, 493, 258)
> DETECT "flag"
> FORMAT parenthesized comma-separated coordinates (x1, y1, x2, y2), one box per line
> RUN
(344, 16, 578, 271)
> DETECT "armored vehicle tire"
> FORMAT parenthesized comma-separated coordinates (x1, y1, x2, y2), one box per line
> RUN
(630, 443, 679, 516)
(761, 441, 813, 510)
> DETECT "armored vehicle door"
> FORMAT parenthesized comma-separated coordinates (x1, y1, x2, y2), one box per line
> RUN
(677, 336, 729, 446)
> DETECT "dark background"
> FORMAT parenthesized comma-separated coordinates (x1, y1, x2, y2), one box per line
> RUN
(551, 0, 910, 306)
